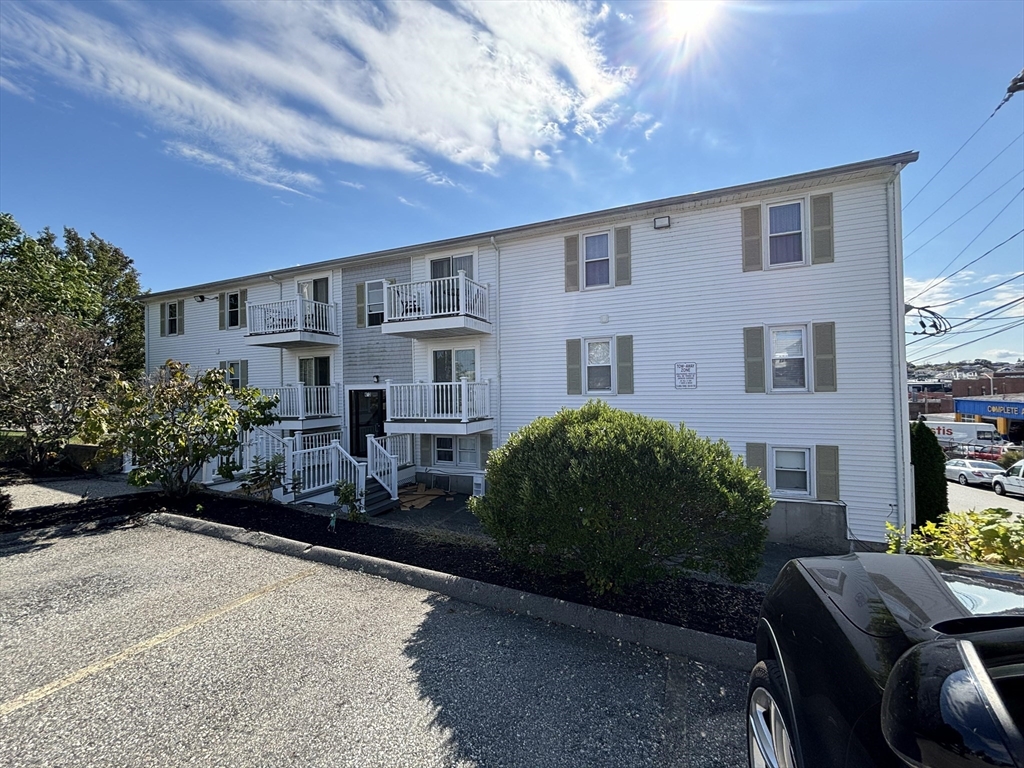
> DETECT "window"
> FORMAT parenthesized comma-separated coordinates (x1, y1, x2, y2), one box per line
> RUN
(770, 327, 807, 391)
(773, 448, 810, 495)
(583, 232, 610, 287)
(431, 254, 474, 280)
(161, 300, 184, 336)
(366, 280, 385, 326)
(434, 436, 478, 466)
(166, 302, 179, 335)
(435, 436, 454, 464)
(586, 338, 612, 392)
(227, 292, 240, 328)
(297, 277, 329, 303)
(768, 202, 804, 266)
(457, 437, 477, 466)
(220, 360, 246, 390)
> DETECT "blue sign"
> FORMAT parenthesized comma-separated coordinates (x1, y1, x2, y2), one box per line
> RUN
(955, 399, 1023, 418)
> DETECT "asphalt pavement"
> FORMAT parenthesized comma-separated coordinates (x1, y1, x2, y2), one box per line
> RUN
(945, 478, 1023, 516)
(0, 523, 749, 767)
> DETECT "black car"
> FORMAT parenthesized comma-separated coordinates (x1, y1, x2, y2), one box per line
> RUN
(747, 553, 1024, 767)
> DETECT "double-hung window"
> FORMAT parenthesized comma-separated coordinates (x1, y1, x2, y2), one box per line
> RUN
(434, 436, 478, 467)
(770, 326, 807, 391)
(768, 202, 804, 266)
(586, 338, 613, 393)
(220, 360, 246, 390)
(583, 233, 610, 288)
(366, 280, 385, 326)
(227, 292, 240, 328)
(435, 436, 455, 463)
(161, 300, 184, 336)
(166, 302, 179, 335)
(567, 335, 633, 396)
(773, 448, 810, 495)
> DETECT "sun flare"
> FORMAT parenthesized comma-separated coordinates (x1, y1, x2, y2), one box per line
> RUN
(664, 0, 720, 40)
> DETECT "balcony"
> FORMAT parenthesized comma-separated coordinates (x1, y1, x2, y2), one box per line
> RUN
(384, 379, 494, 435)
(245, 298, 339, 348)
(260, 384, 342, 424)
(381, 272, 491, 339)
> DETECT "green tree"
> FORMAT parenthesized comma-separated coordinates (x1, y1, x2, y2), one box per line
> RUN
(82, 361, 279, 498)
(910, 420, 948, 527)
(469, 401, 773, 595)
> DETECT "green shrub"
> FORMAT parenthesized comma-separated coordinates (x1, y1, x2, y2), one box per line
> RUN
(910, 420, 948, 526)
(469, 401, 773, 595)
(997, 450, 1023, 470)
(886, 508, 1024, 567)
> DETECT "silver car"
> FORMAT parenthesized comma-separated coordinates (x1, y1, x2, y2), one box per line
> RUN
(943, 458, 1004, 487)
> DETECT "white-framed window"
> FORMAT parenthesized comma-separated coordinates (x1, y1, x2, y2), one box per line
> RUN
(434, 436, 478, 466)
(366, 280, 385, 327)
(297, 276, 330, 303)
(458, 437, 478, 466)
(770, 326, 808, 391)
(223, 360, 243, 390)
(772, 447, 810, 495)
(767, 200, 805, 267)
(585, 338, 613, 393)
(430, 254, 474, 280)
(226, 291, 241, 328)
(165, 301, 180, 335)
(435, 436, 455, 464)
(583, 231, 611, 288)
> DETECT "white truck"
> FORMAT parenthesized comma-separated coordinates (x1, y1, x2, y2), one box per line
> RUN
(915, 421, 1003, 448)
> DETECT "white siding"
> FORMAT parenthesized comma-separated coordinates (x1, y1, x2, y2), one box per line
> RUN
(497, 177, 900, 542)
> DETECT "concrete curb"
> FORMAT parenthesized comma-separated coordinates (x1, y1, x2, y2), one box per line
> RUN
(148, 512, 757, 671)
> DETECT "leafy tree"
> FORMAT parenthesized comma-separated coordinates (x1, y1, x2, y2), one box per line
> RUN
(910, 420, 948, 527)
(82, 361, 279, 498)
(469, 401, 772, 595)
(0, 300, 113, 467)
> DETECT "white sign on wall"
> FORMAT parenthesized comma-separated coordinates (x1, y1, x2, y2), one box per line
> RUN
(674, 362, 697, 389)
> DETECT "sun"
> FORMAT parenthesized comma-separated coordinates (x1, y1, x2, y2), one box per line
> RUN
(664, 0, 720, 40)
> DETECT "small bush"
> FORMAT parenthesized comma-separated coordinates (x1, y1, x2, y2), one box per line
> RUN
(886, 508, 1024, 567)
(0, 487, 12, 521)
(997, 450, 1023, 470)
(469, 401, 773, 595)
(910, 421, 948, 526)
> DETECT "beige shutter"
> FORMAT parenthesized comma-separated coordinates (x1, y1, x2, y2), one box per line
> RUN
(815, 445, 840, 501)
(614, 226, 631, 286)
(616, 335, 634, 395)
(746, 443, 768, 481)
(566, 339, 582, 395)
(355, 282, 366, 328)
(240, 360, 248, 388)
(479, 433, 493, 469)
(744, 326, 766, 393)
(742, 206, 763, 272)
(218, 293, 226, 330)
(813, 322, 837, 392)
(564, 235, 580, 292)
(239, 289, 247, 328)
(176, 300, 185, 335)
(159, 303, 167, 337)
(811, 194, 834, 264)
(420, 434, 433, 467)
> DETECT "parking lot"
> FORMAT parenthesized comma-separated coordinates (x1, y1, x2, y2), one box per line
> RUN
(946, 477, 1023, 516)
(0, 523, 748, 767)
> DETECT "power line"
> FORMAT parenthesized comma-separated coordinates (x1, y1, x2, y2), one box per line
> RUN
(908, 319, 1024, 363)
(905, 132, 1024, 240)
(908, 316, 1023, 345)
(924, 272, 1024, 308)
(903, 114, 994, 210)
(906, 214, 1023, 303)
(906, 295, 1024, 347)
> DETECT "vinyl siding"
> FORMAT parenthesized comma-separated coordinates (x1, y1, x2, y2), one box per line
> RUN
(497, 176, 900, 542)
(340, 258, 413, 387)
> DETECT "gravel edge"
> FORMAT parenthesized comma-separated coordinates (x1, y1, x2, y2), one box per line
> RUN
(147, 512, 757, 670)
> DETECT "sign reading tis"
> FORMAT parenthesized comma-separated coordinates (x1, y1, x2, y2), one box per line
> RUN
(675, 362, 697, 389)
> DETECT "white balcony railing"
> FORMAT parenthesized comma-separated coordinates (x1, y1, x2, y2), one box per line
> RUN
(386, 378, 491, 422)
(247, 298, 337, 336)
(375, 433, 414, 468)
(384, 272, 488, 323)
(260, 384, 341, 419)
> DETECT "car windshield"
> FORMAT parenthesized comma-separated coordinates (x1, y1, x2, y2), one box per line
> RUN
(966, 461, 1002, 471)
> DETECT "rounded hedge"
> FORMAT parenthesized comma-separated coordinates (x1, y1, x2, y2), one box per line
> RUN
(469, 401, 773, 595)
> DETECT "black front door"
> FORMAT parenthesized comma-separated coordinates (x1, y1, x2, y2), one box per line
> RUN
(349, 389, 386, 457)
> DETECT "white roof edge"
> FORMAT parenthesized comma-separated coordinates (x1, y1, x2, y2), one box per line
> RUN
(143, 151, 919, 301)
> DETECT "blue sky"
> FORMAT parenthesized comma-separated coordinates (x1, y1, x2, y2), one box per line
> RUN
(1, 0, 1021, 364)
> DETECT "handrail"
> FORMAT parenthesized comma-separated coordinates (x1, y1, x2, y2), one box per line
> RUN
(367, 435, 399, 500)
(260, 384, 340, 419)
(246, 297, 337, 335)
(386, 379, 491, 421)
(288, 440, 365, 506)
(384, 272, 488, 323)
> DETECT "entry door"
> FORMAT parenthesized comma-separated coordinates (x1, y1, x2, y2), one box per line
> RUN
(349, 389, 386, 457)
(297, 277, 329, 303)
(429, 256, 472, 315)
(432, 348, 475, 417)
(299, 356, 331, 415)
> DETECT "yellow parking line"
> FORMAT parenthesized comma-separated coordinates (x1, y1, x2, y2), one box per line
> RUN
(0, 566, 318, 717)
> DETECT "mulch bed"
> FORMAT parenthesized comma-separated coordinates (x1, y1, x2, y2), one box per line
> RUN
(1, 490, 765, 643)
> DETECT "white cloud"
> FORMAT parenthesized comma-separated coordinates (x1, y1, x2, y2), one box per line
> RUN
(338, 180, 365, 190)
(398, 196, 425, 209)
(644, 121, 663, 141)
(0, 74, 32, 99)
(0, 0, 633, 192)
(982, 348, 1023, 360)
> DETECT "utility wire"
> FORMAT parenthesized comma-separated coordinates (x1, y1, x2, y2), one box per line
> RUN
(903, 114, 994, 210)
(924, 272, 1023, 308)
(908, 314, 1024, 348)
(908, 320, 1024, 363)
(905, 155, 1024, 246)
(906, 210, 1023, 303)
(992, 68, 1024, 116)
(907, 295, 1024, 346)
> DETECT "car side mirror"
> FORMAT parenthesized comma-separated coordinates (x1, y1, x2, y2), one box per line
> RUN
(881, 638, 1023, 767)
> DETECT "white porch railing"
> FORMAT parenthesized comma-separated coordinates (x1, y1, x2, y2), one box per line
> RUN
(246, 298, 337, 336)
(260, 384, 341, 419)
(367, 435, 398, 500)
(386, 379, 491, 422)
(375, 433, 414, 468)
(286, 439, 365, 504)
(384, 272, 488, 323)
(301, 430, 343, 450)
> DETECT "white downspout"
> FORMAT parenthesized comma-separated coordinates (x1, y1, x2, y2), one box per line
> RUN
(490, 236, 502, 447)
(887, 169, 912, 544)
